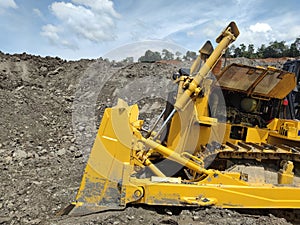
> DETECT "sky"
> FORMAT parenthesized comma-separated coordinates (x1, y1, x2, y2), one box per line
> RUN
(0, 0, 299, 60)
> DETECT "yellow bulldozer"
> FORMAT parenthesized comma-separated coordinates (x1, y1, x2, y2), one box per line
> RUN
(62, 22, 300, 216)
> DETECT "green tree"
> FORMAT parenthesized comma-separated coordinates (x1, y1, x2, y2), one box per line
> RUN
(295, 37, 300, 50)
(288, 43, 300, 57)
(183, 51, 197, 61)
(162, 49, 174, 60)
(263, 41, 288, 58)
(175, 51, 182, 60)
(138, 50, 162, 62)
(228, 44, 236, 57)
(234, 46, 242, 57)
(256, 44, 266, 58)
(247, 44, 255, 58)
(287, 38, 300, 57)
(122, 56, 134, 63)
(239, 44, 247, 57)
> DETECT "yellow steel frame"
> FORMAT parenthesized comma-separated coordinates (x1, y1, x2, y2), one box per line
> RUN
(66, 98, 300, 216)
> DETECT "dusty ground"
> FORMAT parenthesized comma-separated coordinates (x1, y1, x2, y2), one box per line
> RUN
(0, 52, 297, 224)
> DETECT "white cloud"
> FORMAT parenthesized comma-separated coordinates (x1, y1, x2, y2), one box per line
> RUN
(18, 0, 299, 60)
(0, 0, 17, 9)
(41, 0, 120, 49)
(249, 22, 272, 33)
(236, 15, 300, 49)
(237, 28, 274, 49)
(41, 24, 61, 43)
(161, 18, 209, 39)
(72, 0, 120, 18)
(41, 24, 78, 50)
(33, 8, 43, 18)
(187, 31, 195, 37)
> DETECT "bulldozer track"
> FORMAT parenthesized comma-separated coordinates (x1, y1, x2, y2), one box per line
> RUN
(204, 141, 300, 164)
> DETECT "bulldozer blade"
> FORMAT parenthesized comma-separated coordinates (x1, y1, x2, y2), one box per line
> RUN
(65, 99, 143, 216)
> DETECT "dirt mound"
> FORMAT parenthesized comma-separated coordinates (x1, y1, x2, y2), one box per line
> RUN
(0, 52, 294, 224)
(223, 57, 295, 68)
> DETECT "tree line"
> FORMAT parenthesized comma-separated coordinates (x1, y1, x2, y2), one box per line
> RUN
(137, 49, 198, 62)
(134, 37, 300, 62)
(227, 38, 300, 58)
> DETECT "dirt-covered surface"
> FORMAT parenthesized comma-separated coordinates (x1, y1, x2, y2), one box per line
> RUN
(0, 52, 298, 224)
